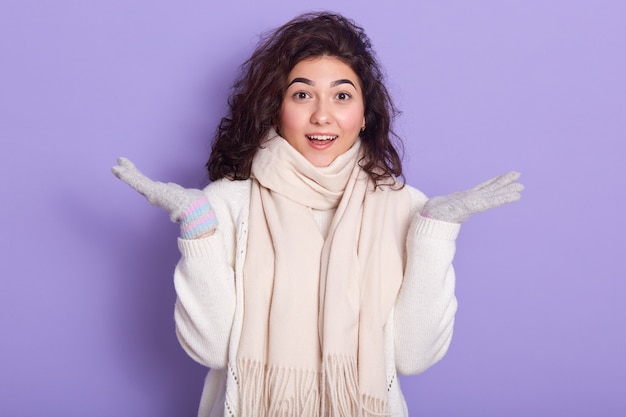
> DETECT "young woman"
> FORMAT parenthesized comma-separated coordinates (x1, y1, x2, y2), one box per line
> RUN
(112, 12, 523, 417)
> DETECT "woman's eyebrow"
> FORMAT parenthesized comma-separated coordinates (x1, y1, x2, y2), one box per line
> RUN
(287, 78, 357, 88)
(288, 77, 314, 87)
(331, 79, 356, 88)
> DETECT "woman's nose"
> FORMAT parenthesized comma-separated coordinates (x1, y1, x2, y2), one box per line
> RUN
(310, 101, 332, 125)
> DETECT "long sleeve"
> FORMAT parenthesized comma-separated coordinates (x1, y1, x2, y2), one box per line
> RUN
(393, 187, 461, 375)
(173, 180, 241, 369)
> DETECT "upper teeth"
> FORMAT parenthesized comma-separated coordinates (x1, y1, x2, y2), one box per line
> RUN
(308, 135, 337, 141)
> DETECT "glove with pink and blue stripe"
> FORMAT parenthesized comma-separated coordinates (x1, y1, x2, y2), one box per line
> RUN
(112, 157, 217, 239)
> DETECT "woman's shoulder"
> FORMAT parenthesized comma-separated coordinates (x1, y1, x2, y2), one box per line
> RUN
(402, 183, 428, 215)
(205, 177, 251, 192)
(403, 183, 426, 200)
(204, 178, 251, 208)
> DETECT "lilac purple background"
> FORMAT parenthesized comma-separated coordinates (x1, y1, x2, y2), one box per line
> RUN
(1, 0, 625, 415)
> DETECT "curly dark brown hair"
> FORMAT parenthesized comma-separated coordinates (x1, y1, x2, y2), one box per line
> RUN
(207, 12, 404, 185)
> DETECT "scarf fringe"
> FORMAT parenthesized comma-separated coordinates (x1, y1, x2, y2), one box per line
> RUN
(321, 355, 389, 417)
(238, 358, 319, 417)
(238, 355, 389, 417)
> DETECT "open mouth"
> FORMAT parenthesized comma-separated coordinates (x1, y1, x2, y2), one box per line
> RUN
(307, 135, 337, 144)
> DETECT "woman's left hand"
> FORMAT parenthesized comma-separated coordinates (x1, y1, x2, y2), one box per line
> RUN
(421, 171, 524, 223)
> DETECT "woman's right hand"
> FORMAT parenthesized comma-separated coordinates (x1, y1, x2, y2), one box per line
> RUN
(111, 157, 217, 239)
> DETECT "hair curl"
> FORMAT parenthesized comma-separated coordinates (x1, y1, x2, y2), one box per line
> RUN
(207, 12, 404, 186)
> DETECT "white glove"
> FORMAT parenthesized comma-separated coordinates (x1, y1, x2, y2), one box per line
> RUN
(421, 172, 524, 223)
(112, 157, 217, 239)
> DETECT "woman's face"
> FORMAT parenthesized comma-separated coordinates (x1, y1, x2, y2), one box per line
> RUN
(279, 56, 366, 167)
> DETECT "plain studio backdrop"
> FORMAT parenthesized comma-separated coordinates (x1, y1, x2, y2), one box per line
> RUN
(1, 1, 624, 416)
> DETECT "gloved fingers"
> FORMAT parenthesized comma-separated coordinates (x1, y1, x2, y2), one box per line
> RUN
(472, 190, 523, 212)
(477, 179, 524, 199)
(503, 181, 525, 194)
(113, 157, 150, 181)
(111, 157, 143, 181)
(116, 157, 137, 170)
(494, 190, 522, 205)
(111, 157, 160, 197)
(461, 178, 522, 208)
(471, 171, 521, 193)
(470, 175, 502, 192)
(484, 171, 521, 193)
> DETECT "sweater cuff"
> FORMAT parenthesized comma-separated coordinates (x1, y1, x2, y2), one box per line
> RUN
(177, 231, 223, 258)
(409, 214, 461, 241)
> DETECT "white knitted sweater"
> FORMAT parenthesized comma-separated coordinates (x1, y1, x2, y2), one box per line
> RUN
(173, 178, 460, 417)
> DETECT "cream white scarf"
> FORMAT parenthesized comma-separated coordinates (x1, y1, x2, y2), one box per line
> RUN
(237, 131, 411, 417)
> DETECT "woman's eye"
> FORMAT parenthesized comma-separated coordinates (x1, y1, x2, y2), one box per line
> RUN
(293, 91, 310, 100)
(336, 92, 351, 101)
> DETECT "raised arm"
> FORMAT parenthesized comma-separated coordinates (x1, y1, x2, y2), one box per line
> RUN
(173, 225, 236, 369)
(112, 158, 236, 368)
(394, 173, 523, 374)
(394, 196, 460, 375)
